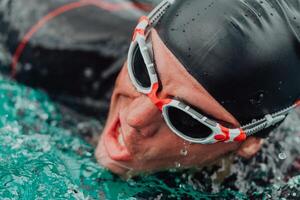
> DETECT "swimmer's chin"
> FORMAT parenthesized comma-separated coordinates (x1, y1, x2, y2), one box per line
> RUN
(95, 134, 133, 178)
(95, 136, 160, 178)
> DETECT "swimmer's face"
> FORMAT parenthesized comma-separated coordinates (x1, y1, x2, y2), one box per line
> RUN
(95, 30, 263, 177)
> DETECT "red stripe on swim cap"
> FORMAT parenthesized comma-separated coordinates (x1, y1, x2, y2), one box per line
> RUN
(11, 0, 140, 77)
(296, 100, 300, 107)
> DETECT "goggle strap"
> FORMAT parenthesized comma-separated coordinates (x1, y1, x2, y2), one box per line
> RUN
(243, 101, 299, 136)
(148, 0, 175, 27)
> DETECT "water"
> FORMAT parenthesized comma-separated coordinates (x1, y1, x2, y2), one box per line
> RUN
(0, 73, 299, 199)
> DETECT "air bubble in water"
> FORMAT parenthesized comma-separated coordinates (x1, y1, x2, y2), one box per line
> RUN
(84, 68, 93, 78)
(278, 152, 287, 160)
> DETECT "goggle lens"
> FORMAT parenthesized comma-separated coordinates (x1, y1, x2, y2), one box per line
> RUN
(166, 106, 213, 139)
(132, 45, 151, 88)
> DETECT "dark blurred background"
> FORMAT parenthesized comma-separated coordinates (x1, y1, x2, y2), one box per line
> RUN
(0, 0, 160, 118)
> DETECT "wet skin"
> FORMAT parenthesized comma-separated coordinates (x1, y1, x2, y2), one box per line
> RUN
(95, 29, 263, 176)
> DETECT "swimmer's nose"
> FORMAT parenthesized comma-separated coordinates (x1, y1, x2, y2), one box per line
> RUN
(126, 95, 162, 137)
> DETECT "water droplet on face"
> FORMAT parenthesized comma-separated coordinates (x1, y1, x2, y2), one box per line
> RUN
(278, 152, 287, 160)
(180, 149, 188, 156)
(175, 162, 181, 168)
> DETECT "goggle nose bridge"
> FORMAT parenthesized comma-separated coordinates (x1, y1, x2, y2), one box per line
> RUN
(147, 83, 172, 111)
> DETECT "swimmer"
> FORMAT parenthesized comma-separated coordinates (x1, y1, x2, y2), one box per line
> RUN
(2, 0, 299, 176)
(95, 0, 300, 176)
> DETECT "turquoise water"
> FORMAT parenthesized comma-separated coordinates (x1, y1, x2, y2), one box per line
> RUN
(0, 73, 299, 199)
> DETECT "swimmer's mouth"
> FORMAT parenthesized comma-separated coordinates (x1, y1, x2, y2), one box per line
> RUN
(103, 116, 132, 161)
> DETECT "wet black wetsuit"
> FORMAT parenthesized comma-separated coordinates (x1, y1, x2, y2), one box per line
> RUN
(0, 0, 157, 118)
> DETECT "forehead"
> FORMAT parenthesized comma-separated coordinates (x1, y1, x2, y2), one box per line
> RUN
(149, 29, 239, 126)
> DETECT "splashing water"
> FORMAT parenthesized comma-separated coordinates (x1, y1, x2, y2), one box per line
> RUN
(0, 73, 299, 199)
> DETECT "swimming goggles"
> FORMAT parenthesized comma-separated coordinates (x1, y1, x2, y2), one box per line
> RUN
(127, 0, 300, 144)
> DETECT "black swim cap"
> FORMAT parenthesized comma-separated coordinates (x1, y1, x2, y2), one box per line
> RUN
(156, 0, 300, 136)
